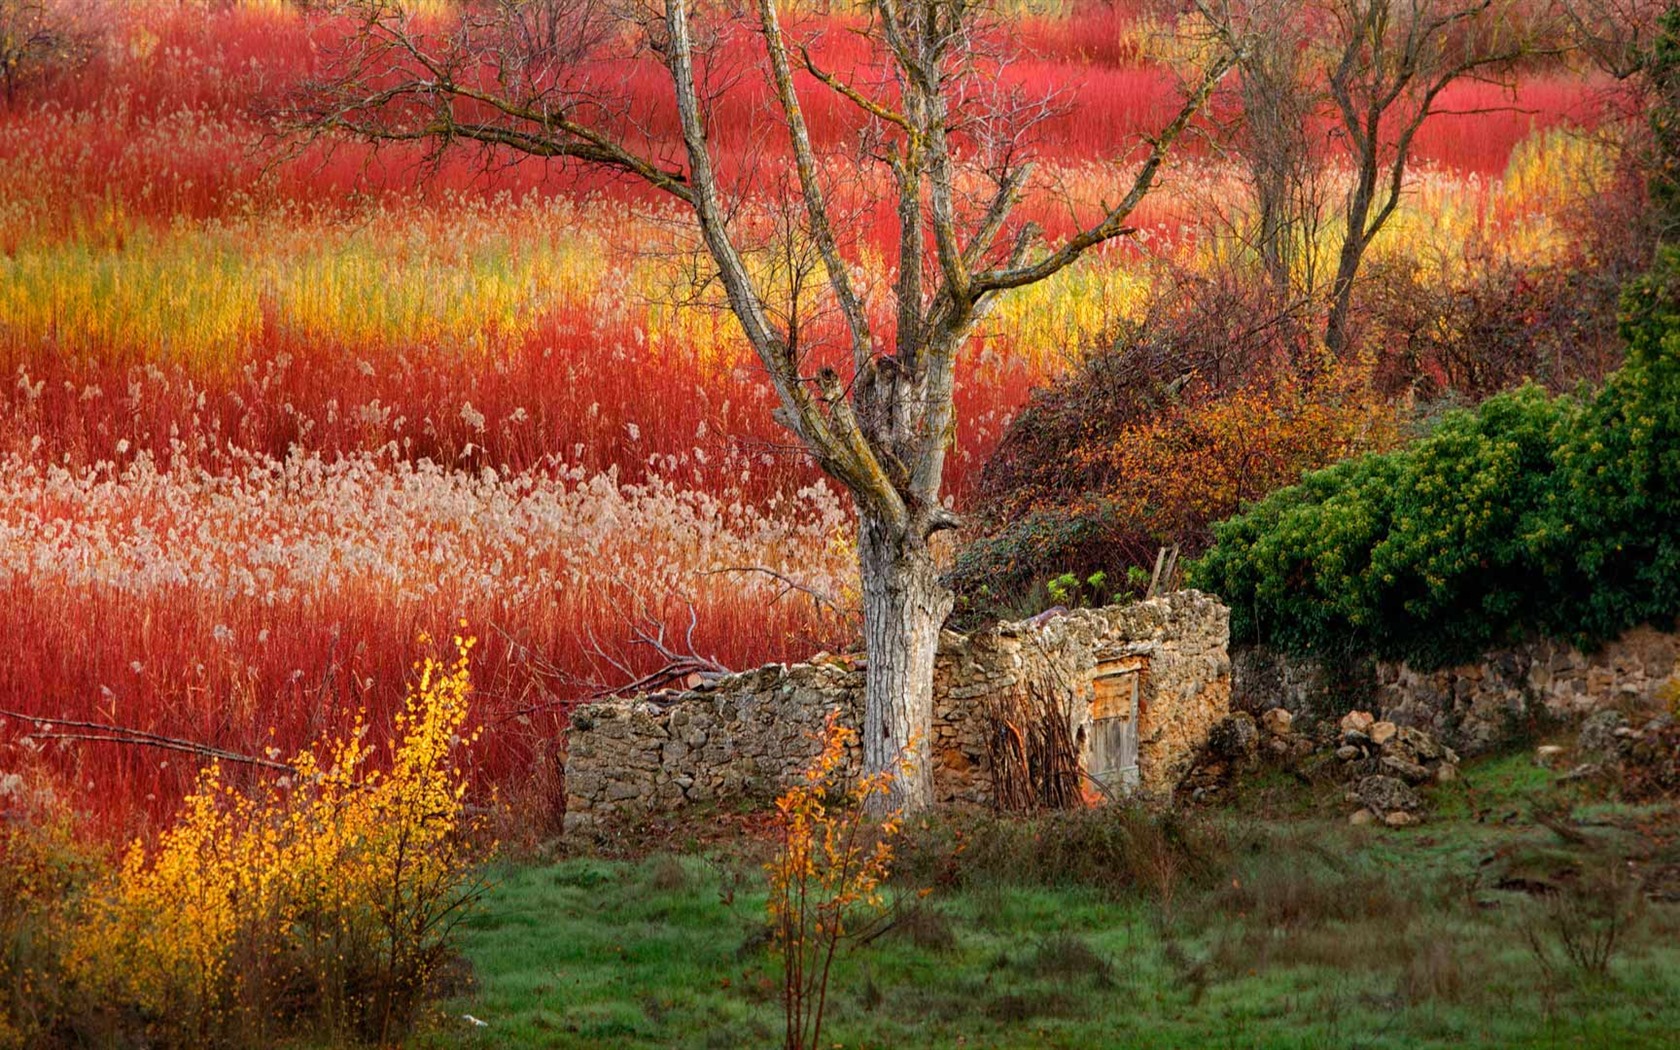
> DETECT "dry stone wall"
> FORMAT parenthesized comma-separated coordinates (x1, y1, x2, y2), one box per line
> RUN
(1233, 625, 1680, 754)
(563, 590, 1231, 835)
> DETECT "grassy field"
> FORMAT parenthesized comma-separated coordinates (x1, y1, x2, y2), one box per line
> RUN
(425, 753, 1680, 1049)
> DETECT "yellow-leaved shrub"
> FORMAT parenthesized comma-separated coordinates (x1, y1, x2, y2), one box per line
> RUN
(65, 631, 488, 1047)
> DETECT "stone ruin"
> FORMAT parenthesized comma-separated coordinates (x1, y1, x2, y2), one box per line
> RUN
(1197, 624, 1680, 827)
(561, 590, 1232, 835)
(1233, 625, 1680, 755)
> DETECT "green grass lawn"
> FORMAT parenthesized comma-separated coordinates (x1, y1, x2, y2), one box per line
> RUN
(424, 753, 1680, 1049)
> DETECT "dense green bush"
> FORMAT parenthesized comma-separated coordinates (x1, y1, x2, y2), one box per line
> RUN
(1190, 253, 1680, 667)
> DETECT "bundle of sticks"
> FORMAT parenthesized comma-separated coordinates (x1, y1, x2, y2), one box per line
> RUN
(982, 675, 1081, 813)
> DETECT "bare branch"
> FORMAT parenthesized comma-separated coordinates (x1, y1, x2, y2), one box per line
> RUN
(972, 47, 1240, 294)
(1, 709, 289, 771)
(755, 0, 873, 371)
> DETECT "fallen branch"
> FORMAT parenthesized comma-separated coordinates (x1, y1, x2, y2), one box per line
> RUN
(0, 709, 289, 771)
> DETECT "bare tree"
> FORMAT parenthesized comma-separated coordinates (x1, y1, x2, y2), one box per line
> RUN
(1201, 0, 1331, 300)
(1197, 0, 1541, 351)
(1316, 0, 1537, 352)
(1560, 0, 1665, 82)
(0, 0, 85, 104)
(284, 0, 1236, 810)
(1562, 1, 1680, 243)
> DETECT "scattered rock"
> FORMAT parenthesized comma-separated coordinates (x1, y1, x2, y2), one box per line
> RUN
(1369, 721, 1398, 746)
(1534, 744, 1567, 768)
(1623, 718, 1680, 801)
(1380, 755, 1433, 785)
(1388, 725, 1445, 763)
(1260, 708, 1294, 736)
(1335, 745, 1361, 762)
(1207, 712, 1260, 761)
(1555, 762, 1607, 783)
(1348, 808, 1376, 826)
(1384, 810, 1419, 828)
(1340, 710, 1375, 735)
(1577, 709, 1630, 762)
(1357, 774, 1422, 816)
(1435, 763, 1459, 784)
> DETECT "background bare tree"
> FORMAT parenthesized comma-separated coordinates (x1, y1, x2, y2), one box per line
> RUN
(286, 0, 1235, 810)
(1561, 0, 1665, 82)
(0, 0, 87, 104)
(1317, 0, 1538, 352)
(1201, 0, 1331, 301)
(1198, 0, 1542, 352)
(1560, 0, 1680, 243)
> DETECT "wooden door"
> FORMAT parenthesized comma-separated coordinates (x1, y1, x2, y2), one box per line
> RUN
(1088, 661, 1141, 794)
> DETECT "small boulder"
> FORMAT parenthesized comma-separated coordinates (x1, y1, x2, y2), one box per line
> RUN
(1388, 725, 1443, 763)
(1435, 763, 1459, 784)
(1335, 745, 1362, 762)
(1384, 811, 1419, 828)
(1534, 744, 1567, 769)
(1369, 721, 1399, 746)
(1555, 762, 1607, 783)
(1261, 708, 1295, 737)
(1380, 755, 1433, 785)
(1207, 712, 1260, 761)
(1577, 709, 1631, 762)
(1348, 808, 1376, 826)
(1340, 710, 1375, 735)
(1623, 719, 1680, 801)
(1357, 774, 1422, 815)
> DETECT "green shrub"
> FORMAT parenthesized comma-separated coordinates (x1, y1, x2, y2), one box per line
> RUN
(948, 509, 1130, 626)
(1191, 252, 1680, 666)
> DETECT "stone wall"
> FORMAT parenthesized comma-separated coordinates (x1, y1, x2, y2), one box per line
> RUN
(1232, 625, 1680, 754)
(562, 590, 1231, 835)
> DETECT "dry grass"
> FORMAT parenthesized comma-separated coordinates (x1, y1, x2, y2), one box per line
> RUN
(0, 450, 853, 836)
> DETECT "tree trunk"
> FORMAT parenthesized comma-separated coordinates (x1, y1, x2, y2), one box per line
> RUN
(1325, 199, 1372, 355)
(1324, 245, 1360, 355)
(1326, 134, 1383, 355)
(857, 511, 953, 813)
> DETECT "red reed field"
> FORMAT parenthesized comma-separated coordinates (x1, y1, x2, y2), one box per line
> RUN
(0, 0, 1612, 836)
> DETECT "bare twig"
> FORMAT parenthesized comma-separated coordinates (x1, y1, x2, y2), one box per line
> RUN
(702, 565, 849, 616)
(1, 709, 288, 771)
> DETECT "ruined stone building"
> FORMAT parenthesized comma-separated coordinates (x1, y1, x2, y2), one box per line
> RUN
(562, 590, 1231, 834)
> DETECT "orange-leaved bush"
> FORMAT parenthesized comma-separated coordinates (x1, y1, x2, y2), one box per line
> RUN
(957, 275, 1401, 624)
(766, 712, 905, 1050)
(65, 630, 488, 1047)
